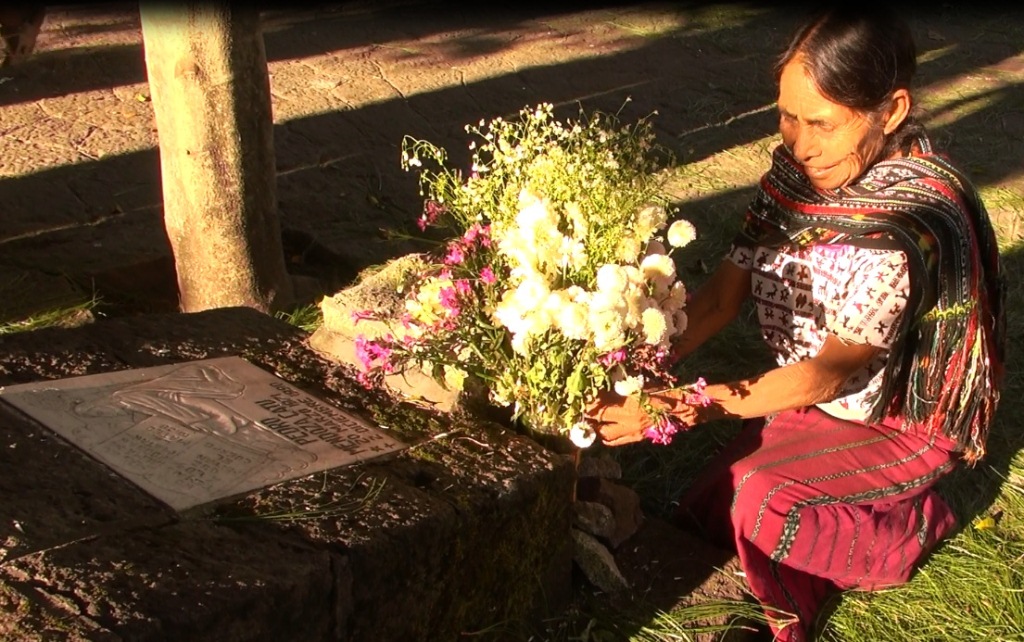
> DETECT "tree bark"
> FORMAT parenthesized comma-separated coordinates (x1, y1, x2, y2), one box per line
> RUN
(140, 3, 293, 313)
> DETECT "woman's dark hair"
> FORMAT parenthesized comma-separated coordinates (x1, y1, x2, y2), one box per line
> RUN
(776, 6, 924, 154)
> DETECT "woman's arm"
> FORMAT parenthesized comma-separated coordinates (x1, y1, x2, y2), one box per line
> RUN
(670, 258, 752, 361)
(592, 333, 882, 446)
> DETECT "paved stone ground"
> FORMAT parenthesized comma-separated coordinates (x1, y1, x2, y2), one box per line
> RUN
(2, 1, 1021, 320)
(0, 1, 795, 318)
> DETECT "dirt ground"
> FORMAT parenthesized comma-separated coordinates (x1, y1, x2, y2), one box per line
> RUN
(1, 0, 1022, 633)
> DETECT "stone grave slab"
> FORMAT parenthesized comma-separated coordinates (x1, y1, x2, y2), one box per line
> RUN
(0, 307, 575, 642)
(0, 356, 406, 511)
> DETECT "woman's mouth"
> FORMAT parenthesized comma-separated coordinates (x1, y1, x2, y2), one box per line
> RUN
(804, 165, 833, 179)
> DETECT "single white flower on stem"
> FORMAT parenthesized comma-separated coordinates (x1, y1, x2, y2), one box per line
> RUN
(667, 219, 698, 248)
(569, 421, 597, 448)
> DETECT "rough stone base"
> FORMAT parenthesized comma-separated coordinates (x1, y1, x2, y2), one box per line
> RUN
(0, 307, 574, 641)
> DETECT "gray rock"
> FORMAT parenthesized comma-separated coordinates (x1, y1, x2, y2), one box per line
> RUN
(577, 453, 622, 480)
(576, 476, 645, 549)
(571, 528, 630, 594)
(572, 500, 616, 541)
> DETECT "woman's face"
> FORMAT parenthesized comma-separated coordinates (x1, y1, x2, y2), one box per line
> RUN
(777, 55, 889, 190)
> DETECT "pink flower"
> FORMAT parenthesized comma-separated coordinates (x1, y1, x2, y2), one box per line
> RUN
(354, 335, 376, 371)
(480, 266, 497, 284)
(599, 349, 627, 367)
(419, 200, 445, 230)
(444, 244, 466, 265)
(439, 286, 461, 316)
(455, 279, 472, 296)
(354, 335, 395, 373)
(643, 415, 682, 445)
(684, 377, 712, 407)
(463, 223, 492, 248)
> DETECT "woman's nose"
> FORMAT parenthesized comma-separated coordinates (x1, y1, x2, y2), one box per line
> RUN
(791, 128, 817, 161)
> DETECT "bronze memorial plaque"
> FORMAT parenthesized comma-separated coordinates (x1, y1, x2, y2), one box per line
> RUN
(0, 356, 406, 510)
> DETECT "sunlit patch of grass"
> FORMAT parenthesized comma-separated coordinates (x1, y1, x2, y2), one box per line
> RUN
(0, 298, 98, 335)
(821, 527, 1024, 642)
(979, 185, 1024, 251)
(274, 302, 323, 332)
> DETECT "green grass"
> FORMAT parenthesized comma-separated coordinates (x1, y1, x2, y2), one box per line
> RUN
(274, 302, 324, 332)
(0, 297, 98, 335)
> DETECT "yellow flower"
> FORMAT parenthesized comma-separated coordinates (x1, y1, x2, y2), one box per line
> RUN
(442, 365, 468, 391)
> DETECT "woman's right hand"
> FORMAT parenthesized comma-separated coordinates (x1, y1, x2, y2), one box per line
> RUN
(584, 389, 652, 446)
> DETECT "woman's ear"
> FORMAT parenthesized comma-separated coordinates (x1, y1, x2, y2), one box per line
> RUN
(883, 88, 912, 135)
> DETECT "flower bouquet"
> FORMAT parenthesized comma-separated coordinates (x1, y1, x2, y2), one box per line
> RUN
(353, 102, 699, 448)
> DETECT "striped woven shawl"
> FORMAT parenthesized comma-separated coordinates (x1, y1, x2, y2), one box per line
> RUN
(736, 136, 1005, 463)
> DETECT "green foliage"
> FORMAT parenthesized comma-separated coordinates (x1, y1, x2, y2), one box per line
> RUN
(274, 303, 323, 332)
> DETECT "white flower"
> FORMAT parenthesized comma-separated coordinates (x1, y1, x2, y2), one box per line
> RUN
(590, 306, 628, 352)
(662, 280, 687, 312)
(510, 331, 531, 355)
(622, 265, 645, 288)
(596, 264, 629, 294)
(614, 373, 645, 397)
(636, 205, 668, 240)
(565, 201, 588, 238)
(557, 236, 588, 270)
(672, 309, 689, 336)
(554, 297, 590, 341)
(622, 286, 647, 328)
(667, 219, 697, 248)
(641, 253, 676, 296)
(616, 235, 642, 262)
(569, 422, 597, 448)
(515, 194, 552, 232)
(644, 239, 667, 257)
(641, 307, 670, 345)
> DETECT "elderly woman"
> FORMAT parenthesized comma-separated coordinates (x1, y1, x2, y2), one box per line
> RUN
(587, 6, 1005, 641)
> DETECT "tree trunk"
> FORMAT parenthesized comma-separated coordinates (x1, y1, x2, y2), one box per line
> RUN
(140, 3, 293, 313)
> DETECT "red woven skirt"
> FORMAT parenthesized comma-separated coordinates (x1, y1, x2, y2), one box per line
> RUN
(676, 407, 958, 641)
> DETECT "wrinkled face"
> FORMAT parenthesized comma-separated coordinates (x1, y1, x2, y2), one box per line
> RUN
(777, 55, 889, 190)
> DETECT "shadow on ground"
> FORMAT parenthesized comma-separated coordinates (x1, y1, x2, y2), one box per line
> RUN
(0, 2, 1022, 638)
